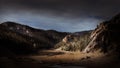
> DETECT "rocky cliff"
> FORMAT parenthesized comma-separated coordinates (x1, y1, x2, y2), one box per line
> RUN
(83, 13, 120, 54)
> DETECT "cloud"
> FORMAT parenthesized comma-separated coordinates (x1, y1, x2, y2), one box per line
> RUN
(0, 0, 120, 32)
(1, 0, 120, 18)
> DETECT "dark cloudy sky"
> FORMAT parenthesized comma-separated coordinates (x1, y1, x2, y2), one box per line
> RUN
(0, 0, 120, 32)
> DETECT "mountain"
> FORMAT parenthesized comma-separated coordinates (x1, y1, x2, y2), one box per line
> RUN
(83, 13, 120, 54)
(55, 13, 120, 54)
(0, 22, 68, 54)
(55, 30, 92, 51)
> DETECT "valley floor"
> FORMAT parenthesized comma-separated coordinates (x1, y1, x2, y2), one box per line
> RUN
(0, 49, 120, 68)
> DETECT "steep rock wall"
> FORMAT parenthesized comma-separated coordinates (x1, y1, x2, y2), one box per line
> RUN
(83, 14, 120, 53)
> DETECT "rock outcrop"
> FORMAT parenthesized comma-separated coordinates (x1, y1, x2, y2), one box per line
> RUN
(83, 13, 120, 53)
(55, 31, 91, 51)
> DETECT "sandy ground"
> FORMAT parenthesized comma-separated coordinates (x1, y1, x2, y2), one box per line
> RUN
(29, 50, 102, 63)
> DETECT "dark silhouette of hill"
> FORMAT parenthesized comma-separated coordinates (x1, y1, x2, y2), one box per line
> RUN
(0, 22, 68, 55)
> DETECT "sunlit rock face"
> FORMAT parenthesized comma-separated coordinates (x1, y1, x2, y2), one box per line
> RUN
(55, 31, 91, 51)
(62, 31, 91, 43)
(62, 35, 73, 43)
(83, 13, 120, 53)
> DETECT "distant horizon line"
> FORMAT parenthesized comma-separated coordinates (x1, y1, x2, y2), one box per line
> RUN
(0, 21, 94, 33)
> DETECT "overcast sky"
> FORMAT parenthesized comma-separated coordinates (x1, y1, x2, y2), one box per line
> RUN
(0, 0, 120, 32)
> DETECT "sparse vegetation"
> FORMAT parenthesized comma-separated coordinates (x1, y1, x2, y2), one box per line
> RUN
(55, 31, 91, 51)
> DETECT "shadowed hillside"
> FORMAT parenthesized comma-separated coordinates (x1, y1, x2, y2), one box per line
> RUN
(0, 22, 68, 54)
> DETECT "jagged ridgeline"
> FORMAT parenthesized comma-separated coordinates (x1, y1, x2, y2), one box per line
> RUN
(0, 22, 68, 54)
(55, 31, 92, 51)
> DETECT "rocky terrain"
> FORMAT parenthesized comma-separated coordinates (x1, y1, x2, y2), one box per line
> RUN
(83, 13, 120, 55)
(55, 31, 92, 51)
(0, 13, 120, 68)
(56, 13, 120, 56)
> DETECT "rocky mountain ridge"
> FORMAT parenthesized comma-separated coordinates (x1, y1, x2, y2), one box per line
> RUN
(55, 13, 120, 54)
(83, 13, 120, 54)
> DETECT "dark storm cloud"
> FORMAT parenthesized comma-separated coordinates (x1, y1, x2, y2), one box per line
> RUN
(1, 0, 120, 19)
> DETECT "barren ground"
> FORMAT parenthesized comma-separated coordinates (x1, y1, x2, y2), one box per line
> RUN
(0, 49, 120, 68)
